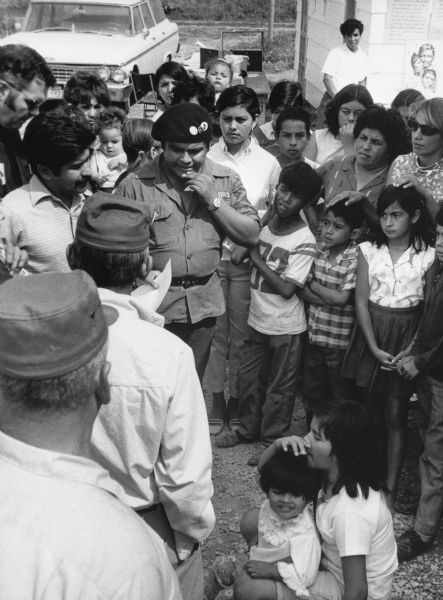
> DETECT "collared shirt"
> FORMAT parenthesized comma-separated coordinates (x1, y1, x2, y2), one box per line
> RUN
(360, 241, 435, 308)
(321, 44, 369, 92)
(317, 154, 388, 208)
(0, 430, 182, 600)
(208, 137, 280, 211)
(116, 155, 259, 324)
(92, 289, 215, 553)
(308, 241, 358, 350)
(387, 152, 443, 206)
(1, 174, 88, 273)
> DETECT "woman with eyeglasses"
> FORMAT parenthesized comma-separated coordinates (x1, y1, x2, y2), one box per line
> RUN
(305, 84, 373, 165)
(387, 98, 443, 221)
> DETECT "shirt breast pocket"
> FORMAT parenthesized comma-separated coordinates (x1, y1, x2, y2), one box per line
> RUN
(200, 212, 221, 245)
(150, 204, 175, 250)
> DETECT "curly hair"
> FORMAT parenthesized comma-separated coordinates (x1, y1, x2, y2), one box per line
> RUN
(353, 104, 409, 162)
(340, 18, 364, 36)
(63, 70, 110, 107)
(95, 105, 126, 133)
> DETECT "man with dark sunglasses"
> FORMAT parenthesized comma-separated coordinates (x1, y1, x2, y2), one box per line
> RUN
(387, 97, 443, 221)
(0, 44, 55, 198)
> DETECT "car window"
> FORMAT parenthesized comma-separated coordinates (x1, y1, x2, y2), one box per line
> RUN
(133, 6, 144, 34)
(24, 3, 132, 35)
(149, 0, 166, 23)
(139, 1, 154, 28)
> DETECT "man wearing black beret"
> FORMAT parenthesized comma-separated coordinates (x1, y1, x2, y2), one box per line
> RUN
(116, 102, 260, 380)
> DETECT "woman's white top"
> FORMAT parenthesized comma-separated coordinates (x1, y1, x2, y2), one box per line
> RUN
(360, 241, 435, 308)
(313, 128, 344, 165)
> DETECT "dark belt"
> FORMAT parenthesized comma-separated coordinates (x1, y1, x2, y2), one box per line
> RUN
(170, 273, 213, 289)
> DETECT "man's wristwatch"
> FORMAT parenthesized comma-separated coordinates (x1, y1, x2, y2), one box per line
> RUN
(207, 197, 222, 212)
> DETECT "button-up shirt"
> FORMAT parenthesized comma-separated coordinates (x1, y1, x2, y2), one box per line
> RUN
(1, 174, 88, 273)
(92, 289, 215, 554)
(116, 155, 259, 323)
(0, 430, 182, 600)
(317, 154, 388, 208)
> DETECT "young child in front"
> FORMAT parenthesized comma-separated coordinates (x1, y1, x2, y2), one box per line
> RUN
(90, 106, 127, 192)
(341, 185, 435, 506)
(236, 451, 321, 599)
(396, 206, 443, 562)
(205, 58, 233, 101)
(216, 162, 321, 452)
(301, 199, 365, 419)
(271, 106, 318, 169)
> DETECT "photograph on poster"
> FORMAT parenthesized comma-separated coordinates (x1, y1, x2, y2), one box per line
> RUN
(405, 41, 443, 97)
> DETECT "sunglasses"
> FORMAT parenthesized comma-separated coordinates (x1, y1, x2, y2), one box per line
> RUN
(407, 117, 440, 136)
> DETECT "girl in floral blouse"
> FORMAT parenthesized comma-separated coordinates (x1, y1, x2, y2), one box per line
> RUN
(342, 185, 435, 506)
(235, 451, 321, 599)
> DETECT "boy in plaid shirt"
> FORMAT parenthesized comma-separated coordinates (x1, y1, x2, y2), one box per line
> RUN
(301, 199, 365, 416)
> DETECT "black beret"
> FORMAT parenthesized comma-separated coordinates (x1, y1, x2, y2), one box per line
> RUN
(152, 102, 212, 144)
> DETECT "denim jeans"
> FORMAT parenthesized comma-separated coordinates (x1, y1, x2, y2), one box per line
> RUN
(204, 260, 251, 397)
(165, 317, 216, 383)
(237, 326, 302, 444)
(414, 375, 443, 542)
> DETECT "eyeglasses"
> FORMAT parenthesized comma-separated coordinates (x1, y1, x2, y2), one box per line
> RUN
(0, 79, 42, 114)
(407, 117, 440, 136)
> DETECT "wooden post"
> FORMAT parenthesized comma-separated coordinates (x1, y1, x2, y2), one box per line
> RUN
(268, 0, 275, 42)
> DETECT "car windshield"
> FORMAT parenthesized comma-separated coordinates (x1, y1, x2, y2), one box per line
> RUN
(24, 3, 133, 35)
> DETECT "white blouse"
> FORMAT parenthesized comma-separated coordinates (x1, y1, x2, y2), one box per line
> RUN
(360, 242, 435, 308)
(249, 499, 321, 596)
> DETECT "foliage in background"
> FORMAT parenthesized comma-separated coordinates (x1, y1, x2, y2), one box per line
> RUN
(167, 0, 296, 21)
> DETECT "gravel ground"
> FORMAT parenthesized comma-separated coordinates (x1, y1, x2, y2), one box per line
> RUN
(201, 393, 443, 599)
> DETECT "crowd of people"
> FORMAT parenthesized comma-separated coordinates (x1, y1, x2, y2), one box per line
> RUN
(1, 14, 443, 600)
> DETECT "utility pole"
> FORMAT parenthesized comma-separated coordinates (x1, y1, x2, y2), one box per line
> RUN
(268, 0, 275, 42)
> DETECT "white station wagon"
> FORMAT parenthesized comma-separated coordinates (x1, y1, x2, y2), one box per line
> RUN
(0, 0, 179, 105)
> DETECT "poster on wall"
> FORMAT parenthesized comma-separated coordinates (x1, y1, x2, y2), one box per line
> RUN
(384, 0, 443, 41)
(404, 41, 443, 97)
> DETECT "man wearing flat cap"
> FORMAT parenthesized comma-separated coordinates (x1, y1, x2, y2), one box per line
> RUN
(68, 192, 215, 600)
(116, 102, 260, 379)
(0, 271, 181, 599)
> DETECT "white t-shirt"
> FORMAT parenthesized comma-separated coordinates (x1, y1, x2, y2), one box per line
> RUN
(248, 223, 316, 335)
(321, 44, 369, 93)
(315, 486, 398, 600)
(313, 128, 344, 165)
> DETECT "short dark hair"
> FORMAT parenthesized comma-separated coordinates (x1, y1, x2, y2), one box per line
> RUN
(279, 162, 322, 205)
(154, 61, 189, 97)
(69, 240, 147, 288)
(353, 104, 409, 162)
(340, 18, 364, 36)
(275, 106, 311, 137)
(436, 206, 443, 227)
(260, 450, 321, 502)
(23, 104, 95, 174)
(216, 84, 260, 118)
(0, 44, 55, 89)
(122, 118, 154, 162)
(63, 70, 111, 107)
(314, 401, 386, 499)
(268, 80, 304, 113)
(172, 73, 216, 113)
(324, 199, 365, 230)
(325, 84, 373, 136)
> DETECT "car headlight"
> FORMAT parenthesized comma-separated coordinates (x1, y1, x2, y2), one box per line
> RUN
(97, 66, 111, 81)
(111, 68, 126, 83)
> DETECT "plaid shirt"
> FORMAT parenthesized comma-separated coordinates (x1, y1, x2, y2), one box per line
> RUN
(308, 241, 358, 350)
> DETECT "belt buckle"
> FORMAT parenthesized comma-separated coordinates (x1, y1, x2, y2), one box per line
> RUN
(182, 277, 194, 289)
